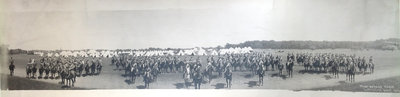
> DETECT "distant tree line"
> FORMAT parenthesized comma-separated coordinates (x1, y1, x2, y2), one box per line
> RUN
(225, 38, 400, 50)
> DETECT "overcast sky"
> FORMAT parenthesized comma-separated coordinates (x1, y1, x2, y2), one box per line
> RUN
(2, 0, 399, 50)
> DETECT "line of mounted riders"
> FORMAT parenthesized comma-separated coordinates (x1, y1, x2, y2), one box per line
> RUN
(24, 57, 103, 87)
(111, 53, 292, 89)
(111, 55, 234, 89)
(112, 52, 375, 89)
(292, 53, 375, 82)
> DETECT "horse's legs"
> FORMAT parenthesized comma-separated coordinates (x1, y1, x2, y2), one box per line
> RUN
(229, 79, 232, 88)
(226, 79, 228, 88)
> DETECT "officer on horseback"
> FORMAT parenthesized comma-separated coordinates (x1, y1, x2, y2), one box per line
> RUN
(224, 68, 233, 88)
(9, 57, 15, 76)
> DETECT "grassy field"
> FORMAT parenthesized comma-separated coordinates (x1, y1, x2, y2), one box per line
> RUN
(1, 49, 399, 92)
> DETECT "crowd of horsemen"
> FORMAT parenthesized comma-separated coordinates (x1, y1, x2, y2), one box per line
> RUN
(8, 51, 375, 89)
(11, 56, 104, 87)
(111, 52, 375, 89)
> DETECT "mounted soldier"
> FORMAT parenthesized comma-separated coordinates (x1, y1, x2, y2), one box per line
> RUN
(368, 56, 374, 73)
(143, 68, 152, 89)
(257, 63, 265, 86)
(193, 69, 203, 89)
(9, 57, 15, 76)
(286, 59, 294, 78)
(224, 68, 233, 88)
(204, 62, 214, 83)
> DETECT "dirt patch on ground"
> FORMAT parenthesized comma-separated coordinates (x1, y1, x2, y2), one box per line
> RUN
(1, 74, 85, 90)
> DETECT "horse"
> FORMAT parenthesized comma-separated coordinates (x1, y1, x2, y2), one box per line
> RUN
(91, 62, 96, 75)
(217, 63, 223, 77)
(204, 65, 214, 83)
(368, 62, 374, 73)
(77, 64, 84, 76)
(257, 65, 265, 86)
(346, 65, 356, 82)
(331, 64, 339, 78)
(271, 58, 277, 71)
(125, 64, 132, 77)
(60, 69, 67, 85)
(224, 69, 232, 88)
(286, 61, 294, 78)
(45, 66, 51, 78)
(38, 65, 45, 78)
(303, 59, 310, 71)
(263, 59, 270, 71)
(277, 63, 284, 76)
(84, 64, 90, 76)
(129, 65, 138, 84)
(251, 62, 258, 76)
(362, 62, 368, 74)
(26, 65, 32, 78)
(143, 70, 153, 89)
(65, 70, 76, 87)
(9, 59, 15, 76)
(115, 61, 120, 70)
(31, 64, 37, 78)
(193, 71, 203, 89)
(51, 66, 58, 79)
(313, 60, 320, 72)
(183, 70, 192, 89)
(151, 67, 160, 82)
(320, 61, 328, 73)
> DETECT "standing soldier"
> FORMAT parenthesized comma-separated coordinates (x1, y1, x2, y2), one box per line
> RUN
(9, 57, 15, 76)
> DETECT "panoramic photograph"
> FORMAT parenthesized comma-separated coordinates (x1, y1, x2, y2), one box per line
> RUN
(0, 0, 399, 95)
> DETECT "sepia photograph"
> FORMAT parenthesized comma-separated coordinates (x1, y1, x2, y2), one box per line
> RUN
(0, 0, 399, 97)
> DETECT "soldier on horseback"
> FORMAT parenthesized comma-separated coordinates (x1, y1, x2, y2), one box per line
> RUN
(368, 56, 374, 73)
(143, 68, 152, 89)
(9, 57, 15, 76)
(224, 68, 233, 88)
(286, 59, 294, 78)
(193, 69, 203, 89)
(205, 62, 214, 83)
(257, 62, 265, 86)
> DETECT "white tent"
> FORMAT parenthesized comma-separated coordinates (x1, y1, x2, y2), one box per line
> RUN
(47, 52, 53, 57)
(210, 50, 219, 55)
(196, 48, 207, 55)
(176, 50, 185, 56)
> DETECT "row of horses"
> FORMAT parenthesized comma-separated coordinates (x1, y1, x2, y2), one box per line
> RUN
(110, 52, 376, 89)
(24, 57, 104, 87)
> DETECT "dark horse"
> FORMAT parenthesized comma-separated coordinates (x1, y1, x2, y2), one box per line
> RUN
(346, 64, 356, 82)
(224, 69, 232, 88)
(257, 65, 265, 86)
(77, 63, 84, 76)
(331, 62, 339, 78)
(193, 71, 203, 89)
(286, 61, 294, 78)
(26, 65, 32, 78)
(31, 64, 37, 78)
(304, 60, 311, 71)
(143, 70, 153, 89)
(38, 65, 45, 78)
(65, 70, 76, 87)
(368, 62, 374, 74)
(204, 65, 214, 83)
(277, 63, 284, 76)
(85, 64, 90, 75)
(129, 65, 138, 84)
